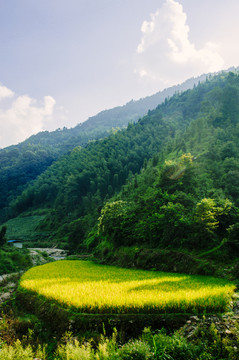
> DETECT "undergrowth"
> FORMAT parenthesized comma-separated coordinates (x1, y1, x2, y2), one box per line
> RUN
(1, 325, 239, 360)
(0, 247, 32, 275)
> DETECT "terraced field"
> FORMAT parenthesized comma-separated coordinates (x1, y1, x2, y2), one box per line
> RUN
(20, 260, 236, 314)
(4, 215, 45, 241)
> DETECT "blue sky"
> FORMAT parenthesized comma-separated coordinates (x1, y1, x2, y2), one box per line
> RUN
(1, 0, 239, 148)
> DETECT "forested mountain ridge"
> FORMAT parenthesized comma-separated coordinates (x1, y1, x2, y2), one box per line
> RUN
(0, 127, 110, 222)
(73, 72, 210, 132)
(5, 70, 239, 259)
(0, 72, 210, 223)
(91, 71, 239, 268)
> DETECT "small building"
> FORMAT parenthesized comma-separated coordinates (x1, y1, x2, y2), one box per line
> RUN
(7, 240, 23, 249)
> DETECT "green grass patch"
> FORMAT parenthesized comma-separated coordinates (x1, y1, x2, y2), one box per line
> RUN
(20, 260, 235, 314)
(0, 248, 32, 275)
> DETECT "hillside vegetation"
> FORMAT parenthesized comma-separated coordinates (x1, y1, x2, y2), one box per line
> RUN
(2, 71, 239, 274)
(6, 73, 229, 245)
(90, 72, 239, 270)
(0, 74, 205, 224)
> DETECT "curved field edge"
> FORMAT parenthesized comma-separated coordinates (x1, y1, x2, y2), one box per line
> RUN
(19, 260, 236, 315)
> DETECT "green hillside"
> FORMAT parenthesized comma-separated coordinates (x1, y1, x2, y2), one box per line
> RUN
(8, 78, 217, 244)
(89, 71, 239, 272)
(3, 70, 239, 265)
(0, 73, 208, 224)
(1, 70, 239, 271)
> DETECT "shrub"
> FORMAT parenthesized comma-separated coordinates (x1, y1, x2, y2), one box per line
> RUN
(142, 328, 197, 360)
(56, 340, 94, 360)
(0, 339, 46, 360)
(116, 339, 153, 360)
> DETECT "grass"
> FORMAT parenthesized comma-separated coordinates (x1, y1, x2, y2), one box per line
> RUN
(20, 260, 236, 314)
(0, 248, 32, 275)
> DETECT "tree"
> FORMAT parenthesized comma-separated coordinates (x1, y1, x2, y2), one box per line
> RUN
(221, 85, 239, 125)
(194, 198, 232, 232)
(98, 200, 134, 247)
(227, 223, 239, 252)
(0, 226, 7, 246)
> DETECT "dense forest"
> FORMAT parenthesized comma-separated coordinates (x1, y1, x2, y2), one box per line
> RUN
(2, 70, 239, 265)
(93, 72, 239, 254)
(0, 73, 208, 224)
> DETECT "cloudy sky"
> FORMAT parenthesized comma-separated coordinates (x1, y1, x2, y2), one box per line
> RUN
(0, 0, 239, 148)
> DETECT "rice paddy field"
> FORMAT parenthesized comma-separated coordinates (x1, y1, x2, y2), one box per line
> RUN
(20, 260, 236, 314)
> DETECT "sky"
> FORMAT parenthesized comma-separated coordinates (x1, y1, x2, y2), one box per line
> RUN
(0, 0, 239, 148)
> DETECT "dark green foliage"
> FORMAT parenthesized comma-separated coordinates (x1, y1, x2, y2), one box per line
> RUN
(2, 316, 239, 359)
(227, 223, 239, 251)
(0, 247, 32, 274)
(6, 72, 229, 246)
(4, 71, 239, 257)
(142, 328, 197, 360)
(90, 71, 239, 258)
(0, 225, 7, 246)
(94, 148, 238, 253)
(94, 246, 216, 276)
(0, 74, 207, 225)
(10, 107, 186, 247)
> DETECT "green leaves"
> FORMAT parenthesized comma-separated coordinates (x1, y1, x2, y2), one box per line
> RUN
(195, 198, 232, 232)
(0, 225, 7, 247)
(98, 201, 135, 247)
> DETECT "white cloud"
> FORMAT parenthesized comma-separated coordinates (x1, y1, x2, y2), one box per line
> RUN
(0, 89, 57, 148)
(135, 0, 224, 86)
(0, 84, 14, 100)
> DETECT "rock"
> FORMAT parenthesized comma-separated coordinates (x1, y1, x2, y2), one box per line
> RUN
(28, 248, 68, 263)
(0, 292, 11, 302)
(190, 316, 199, 321)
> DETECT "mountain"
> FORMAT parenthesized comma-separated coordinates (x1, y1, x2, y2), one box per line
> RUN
(90, 71, 239, 271)
(75, 72, 210, 132)
(4, 69, 239, 267)
(0, 72, 211, 222)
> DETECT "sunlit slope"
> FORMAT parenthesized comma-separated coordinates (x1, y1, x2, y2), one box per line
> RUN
(20, 261, 235, 314)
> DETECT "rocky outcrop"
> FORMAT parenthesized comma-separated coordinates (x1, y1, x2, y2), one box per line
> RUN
(28, 248, 68, 265)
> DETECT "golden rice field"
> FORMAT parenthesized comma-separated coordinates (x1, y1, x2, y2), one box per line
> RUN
(20, 260, 236, 314)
